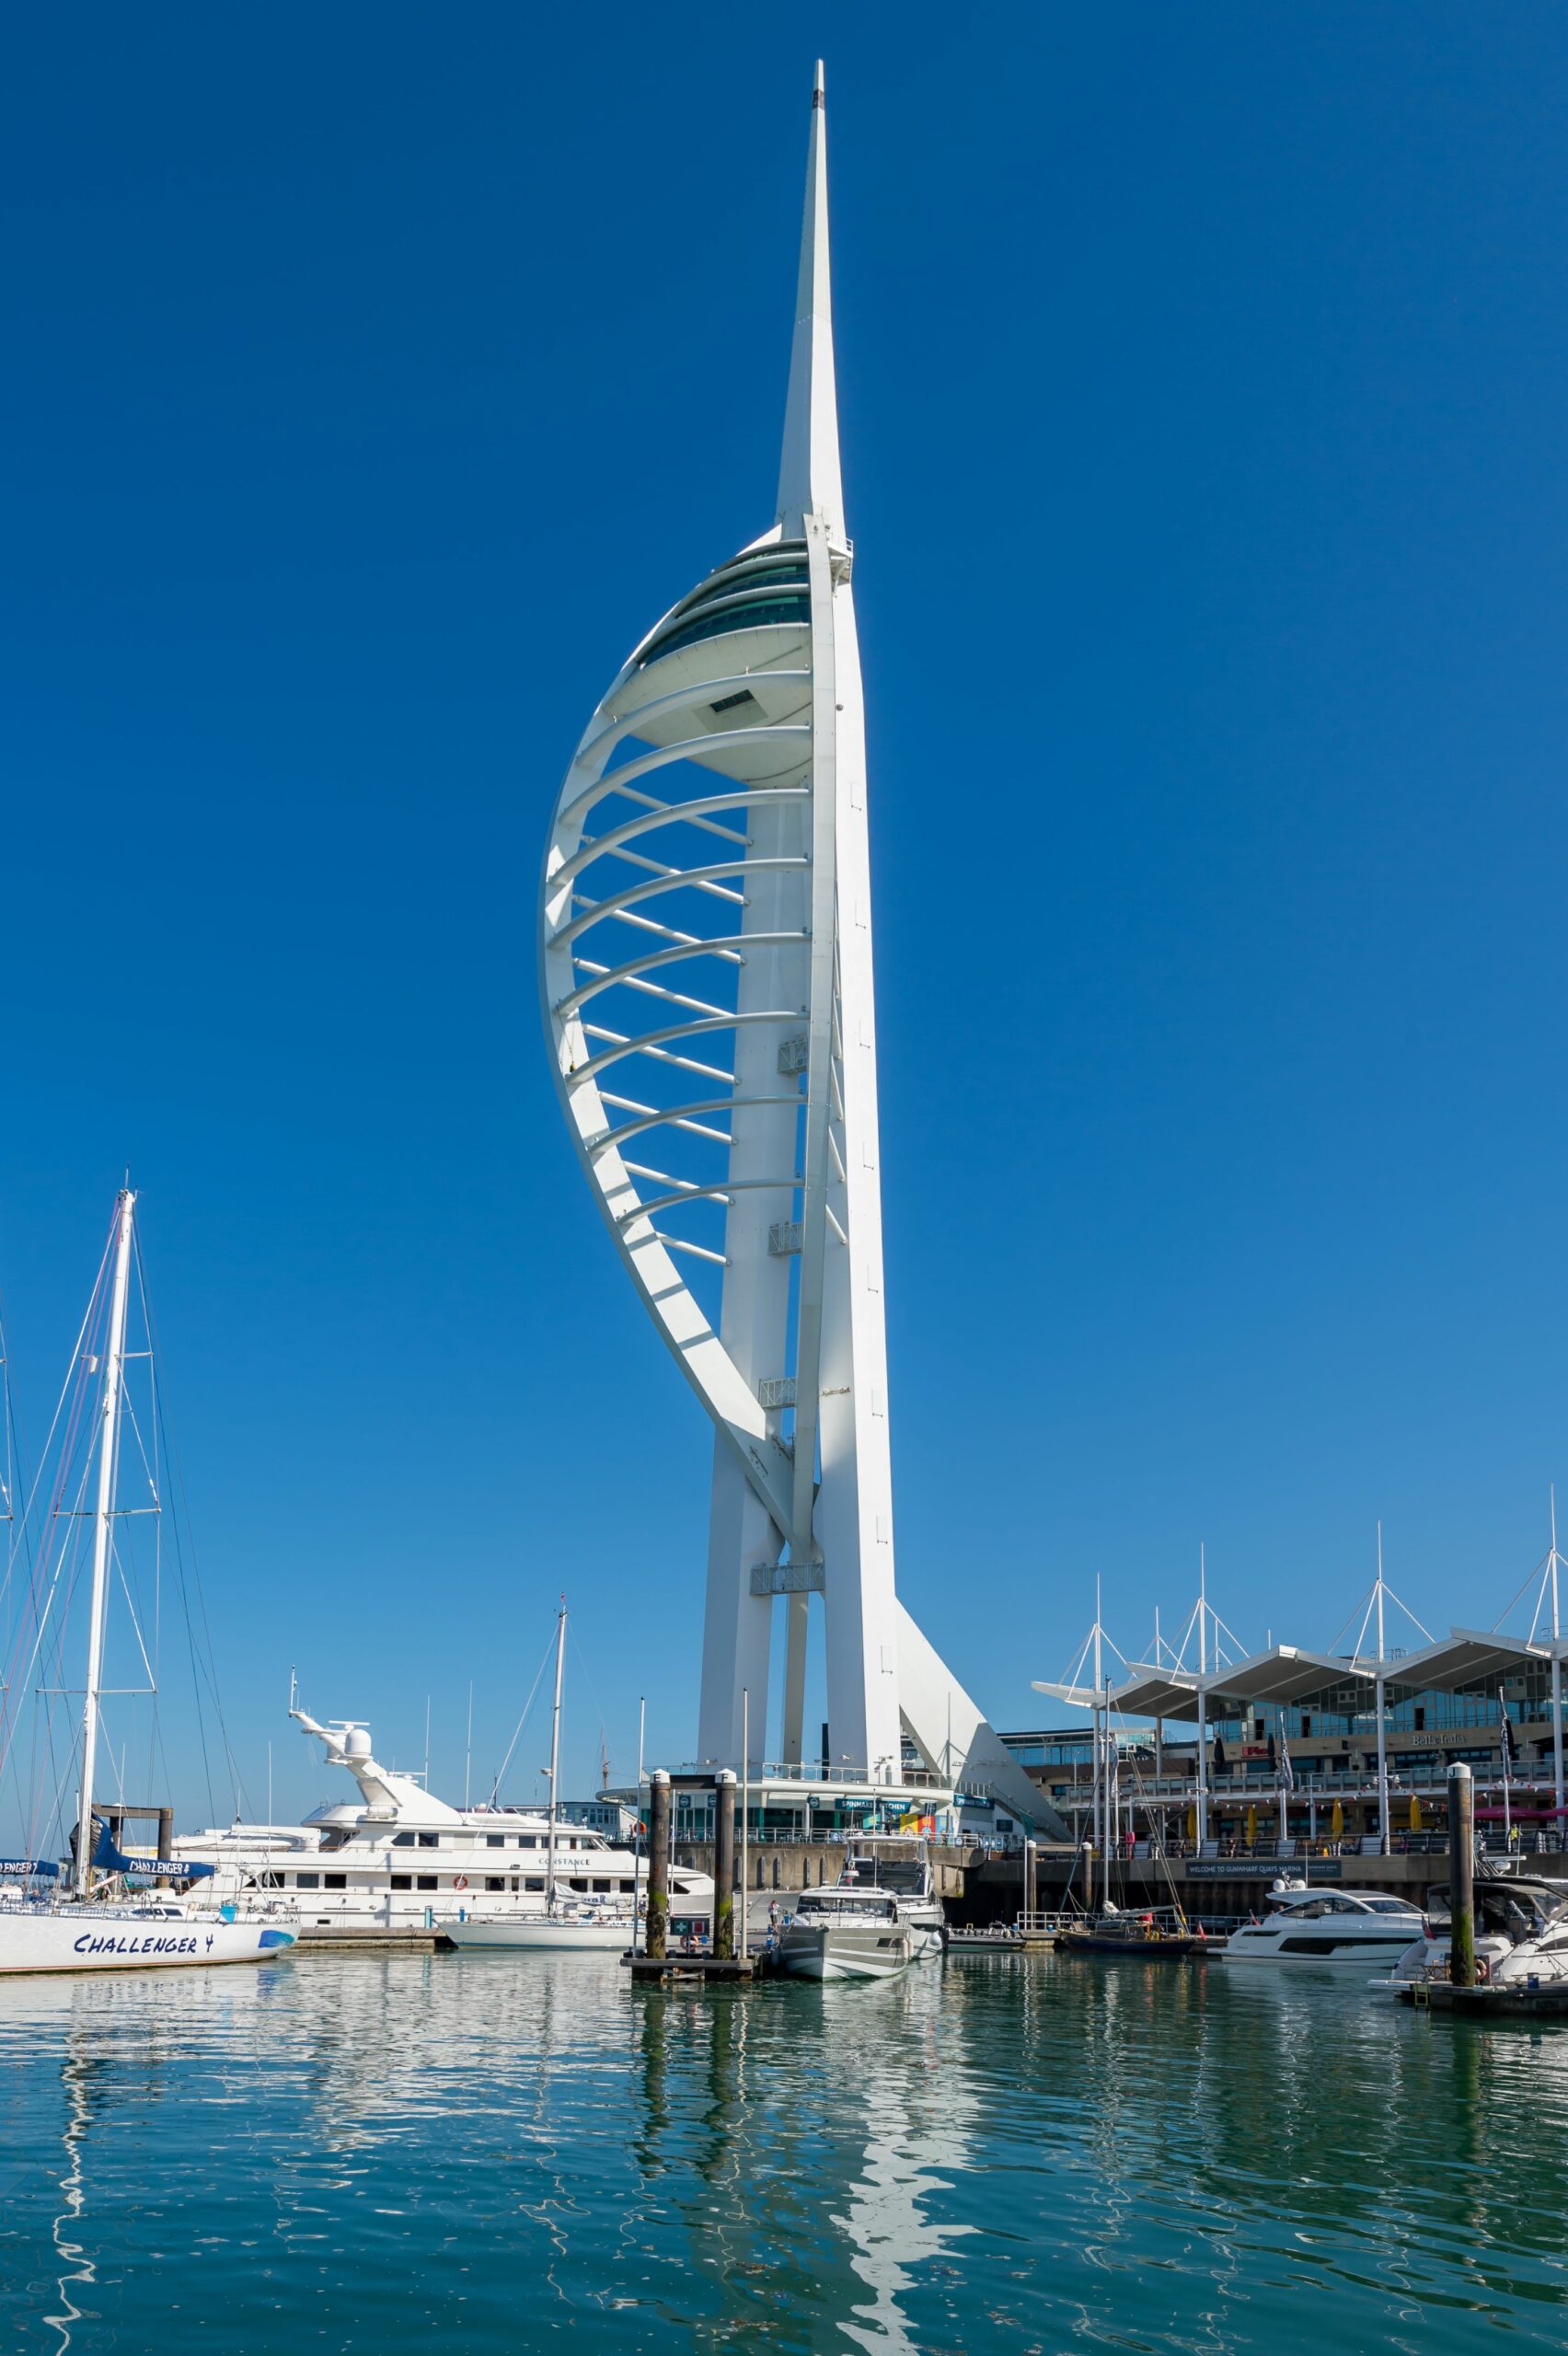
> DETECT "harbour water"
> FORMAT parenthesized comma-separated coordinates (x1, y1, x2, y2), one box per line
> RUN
(3, 1952, 1567, 2352)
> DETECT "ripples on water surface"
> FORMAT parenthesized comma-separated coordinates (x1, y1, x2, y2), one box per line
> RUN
(2, 1951, 1566, 2351)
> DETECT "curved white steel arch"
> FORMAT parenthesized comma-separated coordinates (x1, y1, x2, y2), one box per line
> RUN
(539, 66, 1057, 1830)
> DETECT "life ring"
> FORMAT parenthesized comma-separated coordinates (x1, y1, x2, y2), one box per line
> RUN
(453, 1875, 468, 1890)
(1476, 1956, 1490, 1985)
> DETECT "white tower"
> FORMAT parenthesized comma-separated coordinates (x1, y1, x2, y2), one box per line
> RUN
(541, 69, 1054, 1829)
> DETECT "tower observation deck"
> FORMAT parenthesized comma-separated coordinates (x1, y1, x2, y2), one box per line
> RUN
(540, 67, 1057, 1836)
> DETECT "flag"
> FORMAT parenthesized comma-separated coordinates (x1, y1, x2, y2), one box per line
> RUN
(1499, 1691, 1517, 1777)
(1276, 1725, 1295, 1794)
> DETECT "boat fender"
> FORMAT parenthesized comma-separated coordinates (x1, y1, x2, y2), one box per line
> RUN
(1476, 1957, 1490, 1985)
(453, 1875, 468, 1890)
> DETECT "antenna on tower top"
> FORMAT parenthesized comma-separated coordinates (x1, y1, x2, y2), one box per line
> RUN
(777, 62, 843, 539)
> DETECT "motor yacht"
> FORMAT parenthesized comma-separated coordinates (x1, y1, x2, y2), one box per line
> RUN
(153, 1706, 713, 1931)
(837, 1837, 945, 1959)
(1377, 1878, 1568, 1992)
(1216, 1880, 1425, 1968)
(776, 1886, 914, 1982)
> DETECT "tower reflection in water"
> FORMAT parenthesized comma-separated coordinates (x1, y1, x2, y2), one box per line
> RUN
(13, 1953, 1568, 2351)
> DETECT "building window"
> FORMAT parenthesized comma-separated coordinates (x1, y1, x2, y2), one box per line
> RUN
(416, 1875, 438, 1891)
(1300, 1715, 1311, 1738)
(1414, 1706, 1426, 1731)
(324, 1874, 347, 1890)
(390, 1877, 411, 1891)
(294, 1873, 319, 1889)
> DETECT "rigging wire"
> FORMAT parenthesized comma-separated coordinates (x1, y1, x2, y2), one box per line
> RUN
(136, 1223, 248, 1825)
(488, 1631, 559, 1805)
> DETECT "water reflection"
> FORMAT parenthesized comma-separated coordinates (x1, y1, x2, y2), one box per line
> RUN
(3, 1951, 1568, 2352)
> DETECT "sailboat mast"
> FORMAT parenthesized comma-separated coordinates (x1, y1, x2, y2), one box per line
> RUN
(75, 1188, 135, 1900)
(1092, 1578, 1103, 1878)
(1195, 1544, 1209, 1850)
(545, 1598, 566, 1908)
(1374, 1521, 1389, 1857)
(1551, 1487, 1564, 1819)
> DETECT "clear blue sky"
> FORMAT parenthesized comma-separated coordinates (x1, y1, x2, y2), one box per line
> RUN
(4, 6, 1566, 1829)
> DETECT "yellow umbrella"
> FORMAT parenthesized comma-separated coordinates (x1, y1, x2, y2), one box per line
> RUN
(1331, 1799, 1344, 1838)
(1246, 1804, 1258, 1847)
(1185, 1805, 1197, 1842)
(1409, 1793, 1424, 1832)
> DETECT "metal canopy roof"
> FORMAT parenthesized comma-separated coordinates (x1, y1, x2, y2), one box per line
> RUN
(1035, 1626, 1568, 1727)
(1386, 1627, 1551, 1693)
(1205, 1645, 1377, 1708)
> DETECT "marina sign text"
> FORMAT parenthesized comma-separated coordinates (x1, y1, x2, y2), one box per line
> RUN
(1183, 1858, 1343, 1880)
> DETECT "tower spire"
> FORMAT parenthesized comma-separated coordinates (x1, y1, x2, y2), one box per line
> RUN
(776, 61, 844, 542)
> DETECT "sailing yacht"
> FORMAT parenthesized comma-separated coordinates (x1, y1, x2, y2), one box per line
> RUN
(0, 1191, 295, 1975)
(443, 1603, 651, 1952)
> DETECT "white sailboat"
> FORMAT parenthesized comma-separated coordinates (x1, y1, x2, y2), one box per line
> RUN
(443, 1601, 640, 1953)
(0, 1190, 295, 1975)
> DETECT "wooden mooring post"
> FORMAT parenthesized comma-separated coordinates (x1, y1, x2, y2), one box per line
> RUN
(1448, 1761, 1475, 1988)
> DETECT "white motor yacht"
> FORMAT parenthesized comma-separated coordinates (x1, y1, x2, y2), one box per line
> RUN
(837, 1837, 945, 1960)
(153, 1707, 712, 1931)
(1216, 1880, 1426, 1969)
(1377, 1878, 1568, 1992)
(776, 1887, 915, 1982)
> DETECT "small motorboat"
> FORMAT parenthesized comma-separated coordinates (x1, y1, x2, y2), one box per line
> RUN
(945, 1925, 1026, 1954)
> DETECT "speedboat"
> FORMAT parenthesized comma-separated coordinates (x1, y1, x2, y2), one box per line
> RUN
(776, 1887, 914, 1981)
(1217, 1879, 1425, 1968)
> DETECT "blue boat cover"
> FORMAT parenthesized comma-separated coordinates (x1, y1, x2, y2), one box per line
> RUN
(0, 1858, 61, 1878)
(92, 1824, 214, 1880)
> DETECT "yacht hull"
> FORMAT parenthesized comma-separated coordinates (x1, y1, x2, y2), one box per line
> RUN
(0, 1911, 296, 1975)
(777, 1923, 913, 1981)
(443, 1917, 632, 1953)
(1215, 1932, 1422, 1969)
